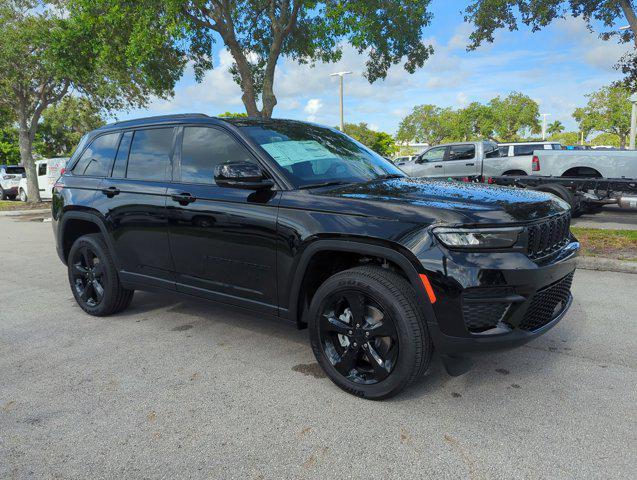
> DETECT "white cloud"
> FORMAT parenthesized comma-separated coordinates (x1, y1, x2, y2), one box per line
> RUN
(304, 98, 323, 121)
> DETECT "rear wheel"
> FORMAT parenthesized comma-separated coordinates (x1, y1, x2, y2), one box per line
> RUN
(19, 189, 27, 202)
(309, 266, 432, 399)
(68, 234, 134, 316)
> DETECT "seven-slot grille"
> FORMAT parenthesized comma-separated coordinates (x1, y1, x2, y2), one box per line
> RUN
(518, 272, 574, 331)
(526, 212, 571, 260)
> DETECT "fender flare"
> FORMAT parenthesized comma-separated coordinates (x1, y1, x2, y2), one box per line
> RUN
(58, 210, 120, 269)
(286, 239, 436, 327)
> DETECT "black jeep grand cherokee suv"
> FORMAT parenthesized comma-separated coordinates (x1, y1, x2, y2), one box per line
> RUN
(52, 114, 579, 399)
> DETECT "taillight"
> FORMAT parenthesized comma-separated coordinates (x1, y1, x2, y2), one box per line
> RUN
(487, 177, 496, 184)
(59, 168, 66, 175)
(532, 155, 540, 171)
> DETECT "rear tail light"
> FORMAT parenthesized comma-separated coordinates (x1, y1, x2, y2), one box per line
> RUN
(532, 155, 540, 171)
(59, 168, 66, 175)
(487, 177, 496, 184)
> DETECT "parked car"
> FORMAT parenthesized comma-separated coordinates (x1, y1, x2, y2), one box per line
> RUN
(496, 141, 562, 175)
(397, 140, 540, 178)
(53, 114, 578, 399)
(0, 165, 25, 200)
(18, 157, 68, 201)
(530, 149, 637, 179)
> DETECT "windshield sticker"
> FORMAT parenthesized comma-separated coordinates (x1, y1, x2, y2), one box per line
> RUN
(261, 140, 334, 166)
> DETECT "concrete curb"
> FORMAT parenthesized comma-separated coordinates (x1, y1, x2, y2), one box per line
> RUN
(577, 256, 637, 274)
(0, 208, 50, 217)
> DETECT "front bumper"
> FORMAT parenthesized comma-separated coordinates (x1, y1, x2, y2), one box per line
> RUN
(420, 240, 579, 354)
(2, 186, 18, 195)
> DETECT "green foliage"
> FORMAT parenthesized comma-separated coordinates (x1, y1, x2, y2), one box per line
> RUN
(547, 120, 565, 135)
(0, 126, 20, 164)
(36, 97, 105, 157)
(548, 131, 581, 146)
(217, 112, 249, 118)
(343, 122, 397, 157)
(463, 1, 637, 86)
(397, 92, 540, 144)
(590, 132, 621, 147)
(486, 92, 540, 141)
(576, 84, 632, 147)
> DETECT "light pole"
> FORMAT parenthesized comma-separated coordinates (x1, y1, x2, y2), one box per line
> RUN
(330, 71, 353, 131)
(630, 93, 637, 150)
(540, 113, 551, 140)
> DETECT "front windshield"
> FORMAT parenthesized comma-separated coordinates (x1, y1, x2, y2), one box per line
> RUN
(6, 166, 25, 175)
(237, 121, 405, 188)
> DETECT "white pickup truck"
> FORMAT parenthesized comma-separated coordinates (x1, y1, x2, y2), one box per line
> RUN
(530, 150, 637, 179)
(397, 141, 560, 179)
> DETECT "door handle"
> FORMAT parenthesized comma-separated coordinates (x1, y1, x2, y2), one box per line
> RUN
(171, 193, 196, 205)
(101, 186, 120, 197)
(465, 163, 475, 166)
(434, 165, 443, 168)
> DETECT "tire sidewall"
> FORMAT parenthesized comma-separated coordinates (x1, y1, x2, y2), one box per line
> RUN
(309, 272, 420, 399)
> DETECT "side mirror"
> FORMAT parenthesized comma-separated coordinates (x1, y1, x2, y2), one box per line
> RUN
(214, 161, 274, 190)
(415, 157, 426, 164)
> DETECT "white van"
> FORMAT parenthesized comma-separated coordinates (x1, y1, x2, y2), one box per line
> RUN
(18, 157, 68, 201)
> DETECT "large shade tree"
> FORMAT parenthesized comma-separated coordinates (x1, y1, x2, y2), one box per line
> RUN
(464, 0, 637, 88)
(91, 1, 436, 118)
(0, 1, 188, 202)
(576, 83, 632, 147)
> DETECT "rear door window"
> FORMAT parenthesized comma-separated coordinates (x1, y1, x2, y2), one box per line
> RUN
(513, 144, 543, 156)
(484, 143, 500, 158)
(447, 144, 475, 161)
(126, 128, 174, 181)
(73, 133, 120, 177)
(38, 163, 47, 176)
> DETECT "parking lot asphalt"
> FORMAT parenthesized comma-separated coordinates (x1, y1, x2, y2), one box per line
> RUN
(1, 216, 635, 480)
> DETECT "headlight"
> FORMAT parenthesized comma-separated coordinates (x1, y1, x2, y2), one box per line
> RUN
(433, 227, 522, 249)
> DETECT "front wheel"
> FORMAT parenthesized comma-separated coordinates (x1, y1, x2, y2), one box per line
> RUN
(309, 266, 432, 399)
(68, 234, 134, 316)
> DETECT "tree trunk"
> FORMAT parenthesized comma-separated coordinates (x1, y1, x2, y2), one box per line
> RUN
(18, 111, 41, 203)
(620, 133, 627, 149)
(619, 0, 637, 48)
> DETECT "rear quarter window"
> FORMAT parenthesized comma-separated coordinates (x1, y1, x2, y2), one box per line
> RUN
(73, 133, 120, 177)
(513, 144, 543, 156)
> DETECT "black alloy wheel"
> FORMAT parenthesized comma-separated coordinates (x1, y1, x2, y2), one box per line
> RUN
(319, 291, 399, 384)
(67, 234, 134, 316)
(70, 244, 106, 308)
(309, 266, 432, 399)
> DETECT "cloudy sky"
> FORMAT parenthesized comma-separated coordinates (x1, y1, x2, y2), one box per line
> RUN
(115, 1, 632, 134)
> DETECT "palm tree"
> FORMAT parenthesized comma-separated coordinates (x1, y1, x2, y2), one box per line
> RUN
(547, 120, 565, 136)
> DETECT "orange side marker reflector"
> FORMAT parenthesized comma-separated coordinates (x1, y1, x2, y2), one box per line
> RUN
(419, 274, 437, 304)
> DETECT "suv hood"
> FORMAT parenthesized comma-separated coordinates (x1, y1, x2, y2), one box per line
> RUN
(313, 178, 569, 225)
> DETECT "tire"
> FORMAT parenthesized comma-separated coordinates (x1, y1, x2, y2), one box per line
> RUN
(308, 266, 432, 400)
(67, 233, 134, 316)
(19, 189, 27, 202)
(0, 186, 6, 200)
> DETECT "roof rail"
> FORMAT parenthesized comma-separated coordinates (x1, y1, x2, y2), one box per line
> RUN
(106, 113, 209, 127)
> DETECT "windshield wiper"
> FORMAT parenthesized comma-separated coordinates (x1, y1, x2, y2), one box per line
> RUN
(298, 180, 352, 190)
